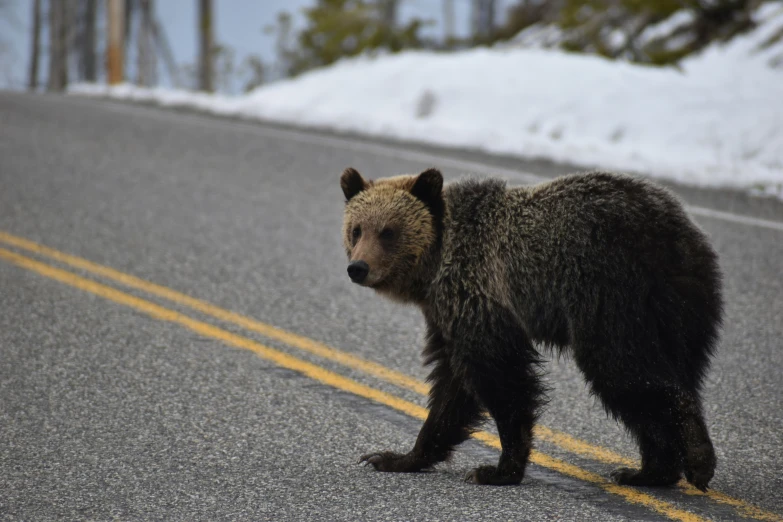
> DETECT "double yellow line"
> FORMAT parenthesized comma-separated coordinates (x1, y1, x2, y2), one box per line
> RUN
(0, 230, 778, 522)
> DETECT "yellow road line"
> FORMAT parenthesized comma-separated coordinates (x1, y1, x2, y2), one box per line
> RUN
(0, 232, 634, 458)
(0, 231, 780, 522)
(0, 231, 630, 465)
(0, 246, 706, 522)
(690, 491, 783, 522)
(0, 231, 428, 395)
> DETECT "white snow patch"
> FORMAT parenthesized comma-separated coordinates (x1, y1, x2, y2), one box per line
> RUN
(69, 9, 783, 197)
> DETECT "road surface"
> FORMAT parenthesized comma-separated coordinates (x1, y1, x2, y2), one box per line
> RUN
(1, 92, 781, 521)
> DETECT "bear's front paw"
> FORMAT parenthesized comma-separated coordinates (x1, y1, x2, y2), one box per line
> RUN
(359, 451, 426, 473)
(464, 465, 523, 486)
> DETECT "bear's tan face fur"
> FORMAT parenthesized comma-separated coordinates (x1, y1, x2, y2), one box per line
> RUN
(340, 168, 442, 295)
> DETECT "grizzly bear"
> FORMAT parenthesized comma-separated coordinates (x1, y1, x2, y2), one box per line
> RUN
(340, 167, 722, 491)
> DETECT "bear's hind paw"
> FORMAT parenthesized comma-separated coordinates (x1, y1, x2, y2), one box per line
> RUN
(684, 442, 716, 492)
(610, 467, 680, 488)
(684, 466, 712, 493)
(464, 465, 523, 486)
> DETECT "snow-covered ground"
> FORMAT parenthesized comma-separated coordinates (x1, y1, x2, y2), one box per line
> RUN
(70, 4, 783, 197)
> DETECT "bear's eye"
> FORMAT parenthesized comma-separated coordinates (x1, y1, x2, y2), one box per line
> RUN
(379, 228, 396, 240)
(351, 226, 361, 242)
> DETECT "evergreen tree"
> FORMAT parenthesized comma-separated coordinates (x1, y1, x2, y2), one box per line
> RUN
(279, 0, 427, 76)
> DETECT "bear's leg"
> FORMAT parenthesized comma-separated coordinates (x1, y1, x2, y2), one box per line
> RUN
(609, 417, 684, 488)
(462, 378, 540, 486)
(603, 386, 715, 490)
(679, 394, 716, 491)
(456, 306, 545, 486)
(360, 330, 484, 473)
(593, 382, 682, 487)
(572, 315, 716, 491)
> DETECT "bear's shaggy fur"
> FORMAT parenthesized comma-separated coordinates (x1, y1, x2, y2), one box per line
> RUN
(340, 167, 722, 490)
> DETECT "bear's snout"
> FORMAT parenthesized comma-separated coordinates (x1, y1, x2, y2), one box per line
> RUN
(347, 260, 370, 284)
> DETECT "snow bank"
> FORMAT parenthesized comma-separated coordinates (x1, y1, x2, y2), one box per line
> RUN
(69, 5, 783, 196)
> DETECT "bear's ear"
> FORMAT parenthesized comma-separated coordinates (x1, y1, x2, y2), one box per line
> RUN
(410, 168, 443, 210)
(340, 168, 369, 202)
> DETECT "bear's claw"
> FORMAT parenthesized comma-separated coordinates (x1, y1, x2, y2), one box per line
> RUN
(358, 453, 382, 467)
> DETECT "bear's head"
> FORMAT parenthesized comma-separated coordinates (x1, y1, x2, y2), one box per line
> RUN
(340, 167, 444, 302)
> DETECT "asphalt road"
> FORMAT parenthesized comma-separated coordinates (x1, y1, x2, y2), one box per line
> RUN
(0, 92, 781, 522)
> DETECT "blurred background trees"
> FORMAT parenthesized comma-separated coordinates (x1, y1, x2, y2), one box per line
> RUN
(8, 0, 780, 94)
(269, 0, 776, 74)
(502, 0, 769, 65)
(266, 0, 428, 77)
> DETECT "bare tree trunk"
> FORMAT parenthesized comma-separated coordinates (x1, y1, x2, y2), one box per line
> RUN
(150, 13, 180, 87)
(82, 0, 97, 81)
(198, 0, 213, 92)
(136, 0, 148, 85)
(272, 12, 293, 79)
(379, 0, 397, 28)
(124, 0, 135, 57)
(107, 0, 125, 84)
(63, 0, 77, 84)
(443, 0, 455, 47)
(47, 0, 59, 90)
(147, 0, 157, 85)
(59, 0, 69, 88)
(28, 0, 41, 90)
(136, 0, 156, 86)
(472, 0, 496, 41)
(47, 0, 68, 91)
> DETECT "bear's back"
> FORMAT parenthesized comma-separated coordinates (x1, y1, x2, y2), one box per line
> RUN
(516, 172, 705, 269)
(442, 172, 700, 271)
(438, 172, 720, 349)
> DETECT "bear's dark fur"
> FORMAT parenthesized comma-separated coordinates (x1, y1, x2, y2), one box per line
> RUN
(340, 168, 722, 490)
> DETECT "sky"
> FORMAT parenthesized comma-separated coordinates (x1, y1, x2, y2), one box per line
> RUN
(0, 0, 513, 91)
